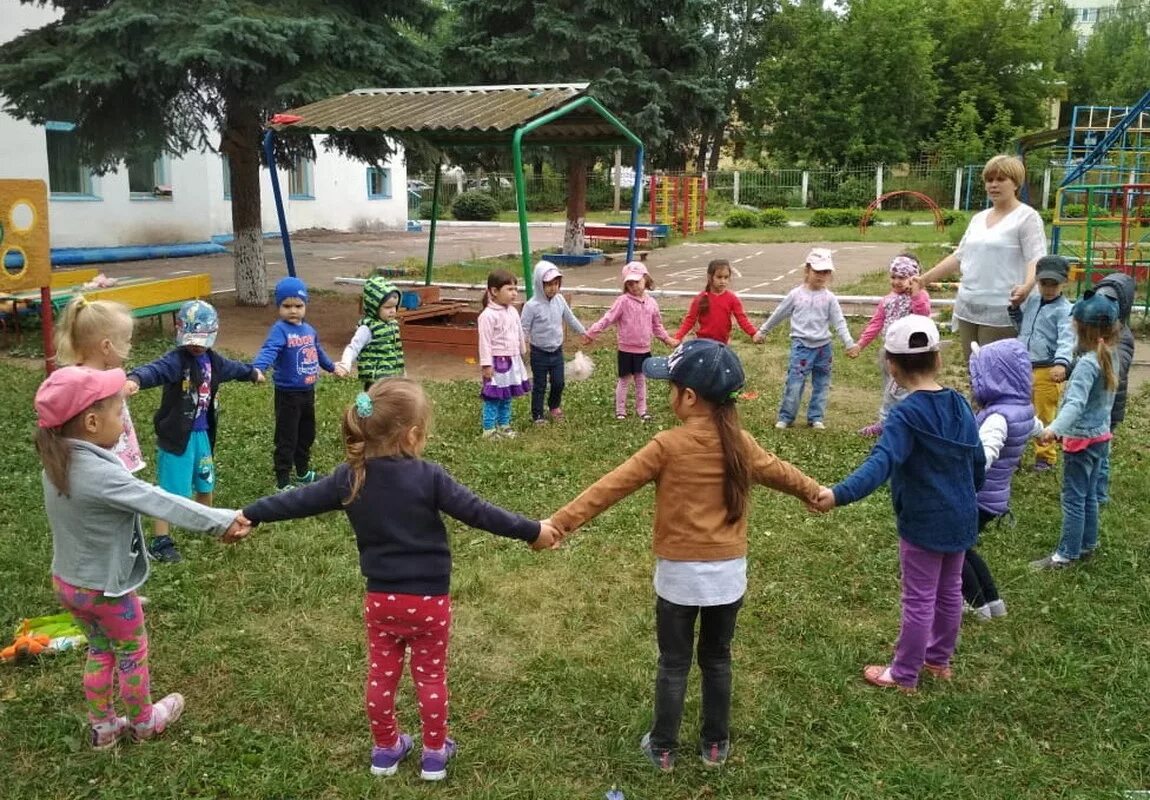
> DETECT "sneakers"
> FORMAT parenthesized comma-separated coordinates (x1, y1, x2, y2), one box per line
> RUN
(809, 421, 826, 430)
(1079, 548, 1096, 562)
(294, 469, 318, 484)
(131, 693, 185, 742)
(640, 413, 654, 423)
(276, 483, 294, 493)
(858, 422, 883, 437)
(90, 716, 129, 751)
(498, 426, 518, 439)
(549, 408, 566, 422)
(639, 732, 675, 772)
(533, 417, 548, 426)
(616, 414, 627, 421)
(481, 428, 499, 439)
(965, 602, 993, 622)
(862, 664, 916, 693)
(922, 663, 953, 681)
(700, 739, 730, 768)
(774, 420, 791, 430)
(370, 733, 413, 777)
(420, 738, 457, 781)
(987, 599, 1007, 618)
(1030, 553, 1072, 570)
(148, 535, 182, 564)
(1033, 460, 1053, 473)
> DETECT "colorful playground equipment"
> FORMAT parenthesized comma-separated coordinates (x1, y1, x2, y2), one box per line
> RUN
(649, 174, 706, 236)
(1051, 91, 1150, 314)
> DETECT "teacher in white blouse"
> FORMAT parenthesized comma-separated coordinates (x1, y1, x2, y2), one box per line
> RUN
(916, 155, 1047, 363)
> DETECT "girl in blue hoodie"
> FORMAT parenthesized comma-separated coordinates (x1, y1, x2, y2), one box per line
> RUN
(816, 316, 985, 691)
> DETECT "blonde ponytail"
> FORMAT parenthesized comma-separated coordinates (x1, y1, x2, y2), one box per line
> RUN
(340, 378, 432, 505)
(55, 295, 134, 366)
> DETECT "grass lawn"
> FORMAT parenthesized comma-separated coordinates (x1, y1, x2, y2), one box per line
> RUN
(2, 327, 1149, 799)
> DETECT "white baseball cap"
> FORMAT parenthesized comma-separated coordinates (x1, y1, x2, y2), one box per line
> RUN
(805, 248, 835, 272)
(884, 315, 940, 354)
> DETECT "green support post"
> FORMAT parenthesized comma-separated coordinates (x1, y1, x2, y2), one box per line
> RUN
(511, 131, 532, 295)
(425, 162, 442, 286)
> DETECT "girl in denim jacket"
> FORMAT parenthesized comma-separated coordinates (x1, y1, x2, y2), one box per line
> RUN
(1031, 291, 1121, 569)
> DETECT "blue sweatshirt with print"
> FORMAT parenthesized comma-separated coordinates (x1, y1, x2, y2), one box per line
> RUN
(253, 320, 336, 391)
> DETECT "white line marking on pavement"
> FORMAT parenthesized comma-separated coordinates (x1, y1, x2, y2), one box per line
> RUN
(328, 256, 346, 260)
(169, 270, 191, 275)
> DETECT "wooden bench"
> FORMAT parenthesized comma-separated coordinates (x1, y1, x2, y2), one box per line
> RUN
(584, 224, 653, 248)
(79, 273, 213, 330)
(50, 268, 99, 288)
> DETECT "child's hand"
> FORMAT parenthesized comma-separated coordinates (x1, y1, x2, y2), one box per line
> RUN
(532, 520, 562, 550)
(253, 368, 266, 384)
(752, 332, 765, 345)
(580, 335, 592, 346)
(1038, 427, 1057, 445)
(1008, 284, 1028, 305)
(847, 345, 861, 359)
(222, 512, 252, 543)
(668, 337, 681, 348)
(333, 362, 350, 378)
(1050, 365, 1067, 383)
(810, 486, 836, 513)
(481, 366, 493, 381)
(123, 379, 140, 397)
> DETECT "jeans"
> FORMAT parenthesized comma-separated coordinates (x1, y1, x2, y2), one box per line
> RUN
(529, 345, 565, 420)
(481, 398, 512, 431)
(650, 595, 743, 753)
(890, 539, 964, 688)
(877, 350, 908, 422)
(1057, 440, 1109, 560)
(779, 340, 832, 424)
(1097, 424, 1118, 504)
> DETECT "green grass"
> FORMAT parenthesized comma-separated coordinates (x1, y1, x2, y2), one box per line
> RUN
(3, 329, 1150, 799)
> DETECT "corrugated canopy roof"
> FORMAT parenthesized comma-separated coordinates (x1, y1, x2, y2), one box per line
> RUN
(268, 84, 637, 146)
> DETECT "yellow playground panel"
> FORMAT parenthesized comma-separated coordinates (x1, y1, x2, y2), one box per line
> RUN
(0, 179, 51, 293)
(648, 175, 707, 236)
(1053, 183, 1150, 289)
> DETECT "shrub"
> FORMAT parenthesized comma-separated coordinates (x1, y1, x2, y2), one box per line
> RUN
(724, 209, 760, 229)
(809, 208, 866, 227)
(1038, 209, 1054, 225)
(759, 208, 788, 227)
(740, 185, 797, 209)
(418, 200, 448, 220)
(941, 210, 967, 227)
(451, 190, 500, 221)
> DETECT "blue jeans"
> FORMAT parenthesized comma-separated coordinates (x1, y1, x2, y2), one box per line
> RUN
(481, 398, 512, 431)
(529, 345, 565, 420)
(779, 340, 832, 424)
(1056, 440, 1109, 560)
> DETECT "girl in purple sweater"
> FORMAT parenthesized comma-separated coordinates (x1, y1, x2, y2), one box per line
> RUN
(582, 261, 675, 421)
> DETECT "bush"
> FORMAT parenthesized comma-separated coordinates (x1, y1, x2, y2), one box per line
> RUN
(418, 200, 448, 220)
(451, 190, 500, 221)
(941, 210, 967, 227)
(724, 209, 760, 229)
(759, 208, 788, 227)
(809, 208, 866, 227)
(740, 185, 797, 209)
(1038, 209, 1054, 225)
(1060, 203, 1108, 219)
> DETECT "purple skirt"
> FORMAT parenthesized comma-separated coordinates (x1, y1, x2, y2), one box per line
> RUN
(480, 354, 531, 400)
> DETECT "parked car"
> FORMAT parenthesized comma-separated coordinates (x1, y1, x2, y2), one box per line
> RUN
(407, 179, 432, 193)
(466, 176, 512, 191)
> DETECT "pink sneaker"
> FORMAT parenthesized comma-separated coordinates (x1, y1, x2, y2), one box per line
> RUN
(91, 716, 129, 750)
(131, 693, 185, 742)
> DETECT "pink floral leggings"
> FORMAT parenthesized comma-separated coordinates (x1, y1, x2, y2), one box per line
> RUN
(53, 576, 154, 726)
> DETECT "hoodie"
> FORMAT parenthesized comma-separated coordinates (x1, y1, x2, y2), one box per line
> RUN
(341, 277, 405, 381)
(833, 388, 985, 552)
(520, 262, 587, 351)
(1094, 273, 1136, 426)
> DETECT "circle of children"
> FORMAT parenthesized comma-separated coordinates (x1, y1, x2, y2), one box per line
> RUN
(33, 220, 1134, 779)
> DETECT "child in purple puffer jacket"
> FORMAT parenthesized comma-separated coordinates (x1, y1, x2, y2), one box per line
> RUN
(964, 338, 1043, 620)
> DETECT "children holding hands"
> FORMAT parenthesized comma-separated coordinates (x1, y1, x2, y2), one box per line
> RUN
(337, 275, 405, 391)
(671, 259, 758, 345)
(754, 248, 855, 430)
(583, 261, 676, 421)
(520, 260, 587, 424)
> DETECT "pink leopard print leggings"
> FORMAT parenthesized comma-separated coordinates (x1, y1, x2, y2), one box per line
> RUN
(53, 576, 155, 726)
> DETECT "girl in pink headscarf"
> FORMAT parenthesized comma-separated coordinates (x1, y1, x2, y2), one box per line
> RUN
(847, 254, 932, 437)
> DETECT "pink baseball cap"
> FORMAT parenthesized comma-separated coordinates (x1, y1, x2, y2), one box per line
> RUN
(35, 366, 126, 429)
(621, 261, 648, 284)
(805, 248, 835, 271)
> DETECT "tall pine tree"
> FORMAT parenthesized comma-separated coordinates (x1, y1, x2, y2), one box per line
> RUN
(445, 0, 722, 254)
(0, 0, 438, 305)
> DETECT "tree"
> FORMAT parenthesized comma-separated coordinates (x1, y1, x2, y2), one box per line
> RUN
(1070, 0, 1150, 106)
(445, 0, 723, 254)
(0, 0, 438, 305)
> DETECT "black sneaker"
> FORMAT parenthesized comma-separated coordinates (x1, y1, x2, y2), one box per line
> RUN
(700, 739, 730, 767)
(149, 535, 182, 564)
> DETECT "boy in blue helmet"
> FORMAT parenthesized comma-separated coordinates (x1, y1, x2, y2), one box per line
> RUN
(126, 300, 264, 562)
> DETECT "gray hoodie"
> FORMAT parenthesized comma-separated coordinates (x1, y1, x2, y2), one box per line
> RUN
(45, 440, 236, 596)
(1094, 273, 1136, 425)
(520, 261, 587, 351)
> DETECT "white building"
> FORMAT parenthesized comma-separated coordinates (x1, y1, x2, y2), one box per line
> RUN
(1062, 0, 1122, 40)
(0, 3, 408, 249)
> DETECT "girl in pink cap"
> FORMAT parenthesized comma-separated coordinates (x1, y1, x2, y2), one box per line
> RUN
(582, 261, 676, 421)
(847, 253, 932, 437)
(34, 366, 249, 751)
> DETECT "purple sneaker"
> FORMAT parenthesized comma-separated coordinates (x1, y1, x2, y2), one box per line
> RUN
(91, 716, 129, 751)
(370, 732, 413, 777)
(420, 738, 457, 781)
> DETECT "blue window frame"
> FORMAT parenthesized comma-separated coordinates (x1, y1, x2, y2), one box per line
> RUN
(367, 167, 392, 199)
(288, 157, 315, 200)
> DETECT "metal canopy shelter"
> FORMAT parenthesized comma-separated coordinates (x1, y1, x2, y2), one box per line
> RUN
(264, 84, 645, 294)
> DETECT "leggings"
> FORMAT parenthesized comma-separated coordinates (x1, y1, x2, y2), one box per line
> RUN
(53, 576, 154, 726)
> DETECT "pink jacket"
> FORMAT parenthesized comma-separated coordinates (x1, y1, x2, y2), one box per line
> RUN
(856, 289, 931, 350)
(478, 302, 526, 366)
(586, 292, 674, 354)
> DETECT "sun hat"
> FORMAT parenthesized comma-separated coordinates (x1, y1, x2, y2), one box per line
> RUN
(805, 248, 835, 272)
(643, 339, 745, 404)
(889, 255, 920, 278)
(621, 261, 648, 285)
(884, 315, 940, 355)
(35, 366, 126, 429)
(174, 300, 219, 348)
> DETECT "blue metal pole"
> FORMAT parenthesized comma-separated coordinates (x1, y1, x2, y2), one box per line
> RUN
(262, 130, 296, 278)
(626, 147, 645, 263)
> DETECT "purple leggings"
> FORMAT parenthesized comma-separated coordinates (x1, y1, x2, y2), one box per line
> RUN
(890, 540, 964, 687)
(53, 576, 155, 726)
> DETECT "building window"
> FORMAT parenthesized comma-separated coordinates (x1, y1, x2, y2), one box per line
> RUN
(367, 167, 392, 199)
(1080, 8, 1089, 21)
(288, 157, 314, 199)
(127, 155, 171, 199)
(222, 155, 232, 200)
(45, 122, 95, 197)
